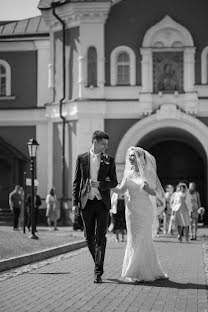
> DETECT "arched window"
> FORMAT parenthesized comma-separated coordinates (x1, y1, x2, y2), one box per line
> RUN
(110, 46, 136, 86)
(87, 46, 97, 87)
(201, 46, 208, 84)
(117, 52, 130, 85)
(0, 60, 11, 96)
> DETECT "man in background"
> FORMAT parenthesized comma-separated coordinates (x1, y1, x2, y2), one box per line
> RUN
(9, 185, 21, 231)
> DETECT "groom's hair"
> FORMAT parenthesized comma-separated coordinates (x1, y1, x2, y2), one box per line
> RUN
(92, 130, 109, 142)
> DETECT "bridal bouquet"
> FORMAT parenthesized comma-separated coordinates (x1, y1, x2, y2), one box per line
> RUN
(198, 207, 205, 216)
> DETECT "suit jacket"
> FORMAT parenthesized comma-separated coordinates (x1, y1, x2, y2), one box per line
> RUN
(72, 152, 118, 210)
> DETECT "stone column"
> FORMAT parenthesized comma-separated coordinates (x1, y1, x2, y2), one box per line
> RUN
(36, 122, 50, 197)
(78, 55, 85, 98)
(34, 41, 50, 107)
(184, 47, 196, 92)
(140, 48, 153, 93)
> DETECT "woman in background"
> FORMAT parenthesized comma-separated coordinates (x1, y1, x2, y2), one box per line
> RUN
(171, 183, 191, 242)
(110, 193, 126, 242)
(46, 188, 58, 231)
(168, 184, 180, 235)
(163, 185, 174, 234)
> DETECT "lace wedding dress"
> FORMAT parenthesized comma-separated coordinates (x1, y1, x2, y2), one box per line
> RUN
(115, 171, 167, 282)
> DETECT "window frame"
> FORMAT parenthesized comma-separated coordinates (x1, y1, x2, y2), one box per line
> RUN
(87, 46, 97, 88)
(116, 52, 131, 86)
(110, 46, 136, 86)
(0, 60, 11, 97)
(201, 46, 208, 84)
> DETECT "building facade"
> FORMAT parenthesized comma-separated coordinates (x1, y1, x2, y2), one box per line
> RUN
(1, 0, 208, 222)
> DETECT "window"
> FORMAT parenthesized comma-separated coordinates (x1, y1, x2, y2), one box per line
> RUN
(110, 46, 136, 86)
(0, 65, 6, 96)
(0, 60, 11, 96)
(117, 52, 130, 85)
(87, 47, 97, 87)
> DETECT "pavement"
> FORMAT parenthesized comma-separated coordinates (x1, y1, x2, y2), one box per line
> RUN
(0, 226, 86, 272)
(0, 228, 208, 312)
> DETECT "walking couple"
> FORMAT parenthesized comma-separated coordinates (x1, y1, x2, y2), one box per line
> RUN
(72, 130, 167, 283)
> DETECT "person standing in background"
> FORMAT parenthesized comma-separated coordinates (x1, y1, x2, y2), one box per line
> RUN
(172, 183, 191, 242)
(9, 185, 21, 231)
(168, 184, 180, 235)
(110, 193, 126, 242)
(163, 185, 174, 234)
(19, 187, 25, 229)
(188, 182, 201, 240)
(46, 188, 58, 231)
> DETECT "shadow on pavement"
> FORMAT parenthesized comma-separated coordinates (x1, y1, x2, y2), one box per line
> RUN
(27, 272, 72, 275)
(106, 278, 208, 290)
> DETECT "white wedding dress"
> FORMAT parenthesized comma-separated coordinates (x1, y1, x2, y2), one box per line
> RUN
(115, 171, 167, 282)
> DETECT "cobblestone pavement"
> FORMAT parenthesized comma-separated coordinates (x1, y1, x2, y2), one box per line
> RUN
(0, 234, 208, 312)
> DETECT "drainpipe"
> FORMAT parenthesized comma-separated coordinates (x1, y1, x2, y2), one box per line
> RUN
(52, 2, 66, 225)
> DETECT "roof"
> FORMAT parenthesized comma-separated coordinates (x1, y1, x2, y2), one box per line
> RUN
(38, 0, 110, 10)
(0, 137, 29, 161)
(0, 15, 49, 38)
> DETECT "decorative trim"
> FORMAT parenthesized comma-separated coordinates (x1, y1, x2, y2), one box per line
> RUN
(0, 41, 36, 51)
(0, 59, 11, 96)
(115, 111, 208, 165)
(201, 46, 208, 84)
(0, 108, 46, 125)
(142, 15, 194, 48)
(33, 40, 50, 50)
(42, 2, 111, 30)
(0, 96, 15, 100)
(110, 46, 136, 86)
(141, 16, 195, 93)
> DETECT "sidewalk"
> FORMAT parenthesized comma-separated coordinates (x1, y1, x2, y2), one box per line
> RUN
(0, 225, 86, 272)
(0, 231, 208, 312)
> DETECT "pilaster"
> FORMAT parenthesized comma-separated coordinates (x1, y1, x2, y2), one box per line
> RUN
(34, 40, 50, 107)
(36, 123, 49, 197)
(184, 47, 196, 92)
(140, 48, 153, 93)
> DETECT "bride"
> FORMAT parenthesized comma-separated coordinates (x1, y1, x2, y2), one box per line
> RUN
(113, 147, 167, 282)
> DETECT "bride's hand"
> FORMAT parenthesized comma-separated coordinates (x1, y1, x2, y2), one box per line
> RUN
(143, 182, 156, 196)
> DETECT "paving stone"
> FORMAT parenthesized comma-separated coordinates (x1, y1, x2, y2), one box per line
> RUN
(0, 234, 208, 312)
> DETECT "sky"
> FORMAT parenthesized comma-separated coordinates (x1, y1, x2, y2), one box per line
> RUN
(0, 0, 41, 21)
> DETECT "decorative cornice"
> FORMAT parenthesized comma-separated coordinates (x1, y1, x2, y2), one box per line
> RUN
(0, 41, 36, 51)
(41, 2, 111, 30)
(142, 15, 194, 48)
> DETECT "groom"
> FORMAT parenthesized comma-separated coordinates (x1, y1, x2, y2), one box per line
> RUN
(72, 130, 118, 283)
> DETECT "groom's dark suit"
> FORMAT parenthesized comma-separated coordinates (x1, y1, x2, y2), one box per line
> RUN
(72, 151, 118, 277)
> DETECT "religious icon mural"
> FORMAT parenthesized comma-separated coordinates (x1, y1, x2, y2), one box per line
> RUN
(153, 52, 184, 93)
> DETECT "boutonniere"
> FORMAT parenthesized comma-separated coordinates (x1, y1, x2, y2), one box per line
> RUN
(100, 154, 110, 165)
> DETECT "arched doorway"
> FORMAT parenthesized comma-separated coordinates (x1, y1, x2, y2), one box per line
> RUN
(115, 108, 208, 223)
(139, 128, 206, 207)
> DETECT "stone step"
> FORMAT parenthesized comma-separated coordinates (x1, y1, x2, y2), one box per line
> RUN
(0, 207, 13, 225)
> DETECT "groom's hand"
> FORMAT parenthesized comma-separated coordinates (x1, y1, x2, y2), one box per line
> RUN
(72, 205, 79, 216)
(90, 179, 100, 188)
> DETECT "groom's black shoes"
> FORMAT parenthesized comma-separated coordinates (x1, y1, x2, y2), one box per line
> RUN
(94, 274, 102, 284)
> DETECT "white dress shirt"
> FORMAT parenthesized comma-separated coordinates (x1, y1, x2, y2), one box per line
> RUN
(88, 148, 102, 200)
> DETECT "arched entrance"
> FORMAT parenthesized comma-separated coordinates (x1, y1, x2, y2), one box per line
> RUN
(139, 128, 206, 207)
(115, 107, 208, 223)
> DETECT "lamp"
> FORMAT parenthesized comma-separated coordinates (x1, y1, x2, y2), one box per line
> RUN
(27, 137, 39, 158)
(27, 137, 39, 239)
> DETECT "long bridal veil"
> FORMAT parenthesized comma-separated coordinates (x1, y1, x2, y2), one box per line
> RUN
(124, 147, 165, 238)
